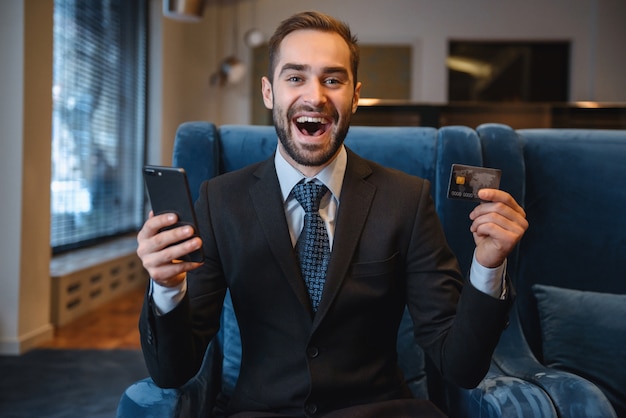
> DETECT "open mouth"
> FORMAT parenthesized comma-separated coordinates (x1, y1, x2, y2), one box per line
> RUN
(294, 116, 330, 137)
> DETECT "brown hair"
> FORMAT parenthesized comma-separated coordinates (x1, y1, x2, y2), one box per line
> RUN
(267, 11, 360, 87)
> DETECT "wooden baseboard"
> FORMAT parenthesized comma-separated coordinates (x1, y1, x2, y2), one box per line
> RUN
(0, 323, 55, 355)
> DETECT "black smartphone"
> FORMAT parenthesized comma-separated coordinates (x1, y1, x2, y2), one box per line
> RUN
(143, 165, 204, 263)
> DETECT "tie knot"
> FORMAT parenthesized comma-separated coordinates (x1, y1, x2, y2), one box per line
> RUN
(293, 182, 328, 214)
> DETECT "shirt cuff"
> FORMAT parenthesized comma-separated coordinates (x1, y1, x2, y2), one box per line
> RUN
(469, 252, 508, 300)
(150, 277, 187, 315)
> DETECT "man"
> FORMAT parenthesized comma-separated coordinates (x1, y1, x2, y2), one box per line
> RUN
(137, 11, 528, 417)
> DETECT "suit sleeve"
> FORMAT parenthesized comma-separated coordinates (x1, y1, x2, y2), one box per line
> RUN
(405, 180, 513, 389)
(139, 180, 227, 388)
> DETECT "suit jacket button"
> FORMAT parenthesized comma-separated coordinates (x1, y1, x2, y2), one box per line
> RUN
(306, 346, 319, 358)
(305, 403, 318, 415)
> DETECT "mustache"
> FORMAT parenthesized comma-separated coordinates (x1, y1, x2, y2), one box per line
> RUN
(287, 105, 339, 122)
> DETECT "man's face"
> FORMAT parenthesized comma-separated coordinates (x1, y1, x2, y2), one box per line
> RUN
(262, 29, 361, 176)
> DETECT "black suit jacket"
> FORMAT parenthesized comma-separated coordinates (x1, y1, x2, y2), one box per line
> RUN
(140, 149, 512, 416)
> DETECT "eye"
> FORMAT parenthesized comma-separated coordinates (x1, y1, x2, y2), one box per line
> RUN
(323, 76, 347, 87)
(287, 75, 303, 83)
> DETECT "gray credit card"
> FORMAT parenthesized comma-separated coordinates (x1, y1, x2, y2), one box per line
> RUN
(447, 164, 501, 201)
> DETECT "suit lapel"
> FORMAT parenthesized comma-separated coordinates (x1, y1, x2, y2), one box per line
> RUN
(313, 150, 376, 328)
(249, 158, 313, 313)
(248, 151, 377, 324)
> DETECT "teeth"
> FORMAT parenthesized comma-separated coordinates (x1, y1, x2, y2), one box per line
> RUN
(296, 116, 326, 124)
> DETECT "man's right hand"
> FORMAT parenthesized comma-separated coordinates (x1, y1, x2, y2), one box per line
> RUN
(137, 211, 204, 288)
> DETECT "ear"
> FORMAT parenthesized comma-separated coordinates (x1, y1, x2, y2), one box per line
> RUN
(351, 81, 362, 114)
(261, 77, 274, 109)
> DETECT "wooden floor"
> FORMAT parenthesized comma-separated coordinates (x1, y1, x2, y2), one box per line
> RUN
(40, 285, 145, 350)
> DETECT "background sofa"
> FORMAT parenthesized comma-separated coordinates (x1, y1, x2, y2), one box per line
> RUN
(118, 123, 626, 418)
(478, 125, 626, 418)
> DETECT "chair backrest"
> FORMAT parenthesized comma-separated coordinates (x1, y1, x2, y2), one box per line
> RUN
(171, 122, 489, 404)
(174, 122, 488, 274)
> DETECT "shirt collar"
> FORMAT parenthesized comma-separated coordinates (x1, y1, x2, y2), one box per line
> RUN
(275, 145, 347, 203)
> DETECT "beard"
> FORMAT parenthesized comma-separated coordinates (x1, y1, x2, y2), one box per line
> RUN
(272, 101, 352, 168)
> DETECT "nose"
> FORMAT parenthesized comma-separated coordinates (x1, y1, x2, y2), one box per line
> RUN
(302, 80, 327, 107)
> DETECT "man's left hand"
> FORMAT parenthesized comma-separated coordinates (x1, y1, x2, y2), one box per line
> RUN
(469, 189, 528, 268)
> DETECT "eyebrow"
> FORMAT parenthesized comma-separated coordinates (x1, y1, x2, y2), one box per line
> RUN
(279, 63, 349, 78)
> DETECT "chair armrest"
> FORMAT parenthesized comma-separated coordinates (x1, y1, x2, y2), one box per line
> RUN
(116, 377, 183, 417)
(447, 363, 558, 418)
(117, 340, 221, 418)
(493, 310, 617, 418)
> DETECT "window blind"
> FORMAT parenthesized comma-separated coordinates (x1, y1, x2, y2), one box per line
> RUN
(51, 0, 147, 252)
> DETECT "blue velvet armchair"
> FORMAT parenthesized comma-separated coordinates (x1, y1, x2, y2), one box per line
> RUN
(118, 122, 599, 417)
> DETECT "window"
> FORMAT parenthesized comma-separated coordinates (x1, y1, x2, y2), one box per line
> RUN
(51, 0, 147, 252)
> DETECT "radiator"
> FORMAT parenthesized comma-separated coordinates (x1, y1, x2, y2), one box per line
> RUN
(50, 237, 148, 326)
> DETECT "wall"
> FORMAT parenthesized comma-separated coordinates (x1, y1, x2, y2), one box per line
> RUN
(150, 0, 242, 165)
(593, 0, 626, 101)
(0, 0, 24, 355)
(0, 0, 54, 354)
(154, 0, 625, 151)
(251, 0, 626, 104)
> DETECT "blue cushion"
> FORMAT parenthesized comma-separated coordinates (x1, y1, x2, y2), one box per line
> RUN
(219, 125, 277, 173)
(345, 126, 437, 181)
(533, 284, 626, 416)
(219, 290, 241, 397)
(395, 307, 428, 400)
